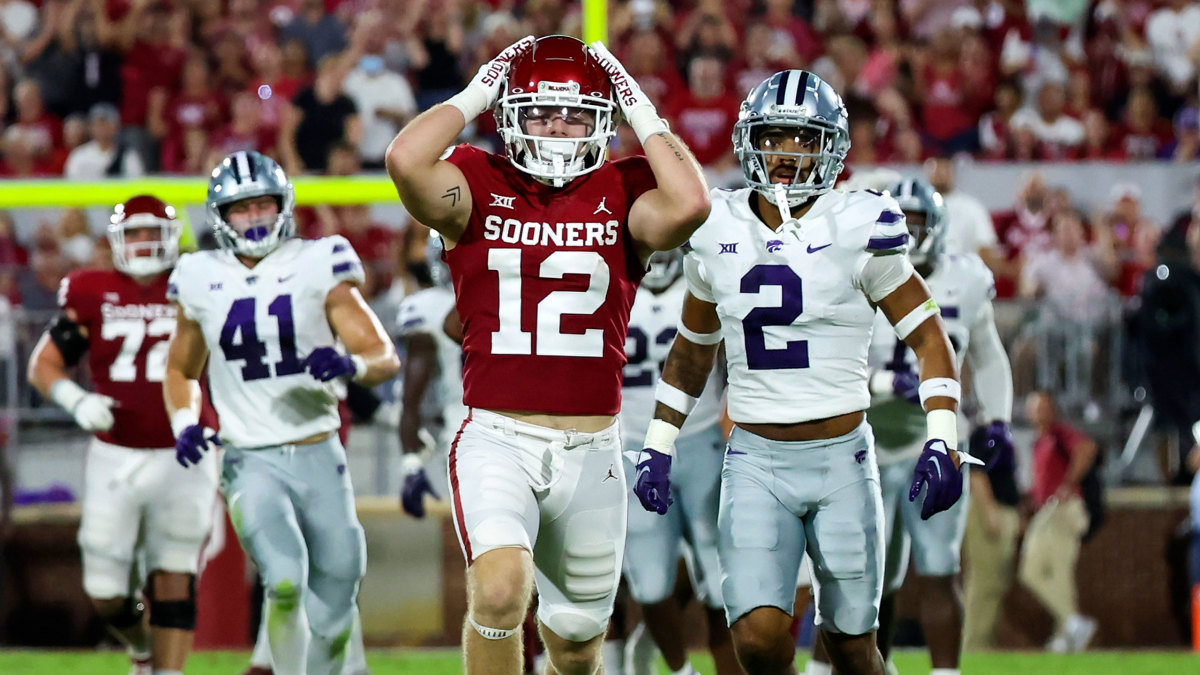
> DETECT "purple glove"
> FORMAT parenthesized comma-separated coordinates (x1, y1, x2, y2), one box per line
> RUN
(633, 449, 674, 515)
(892, 370, 921, 406)
(982, 420, 1014, 472)
(401, 466, 440, 518)
(175, 424, 222, 468)
(908, 439, 963, 520)
(304, 347, 357, 382)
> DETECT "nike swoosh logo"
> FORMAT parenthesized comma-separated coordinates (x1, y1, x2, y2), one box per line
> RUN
(727, 449, 747, 455)
(807, 243, 832, 253)
(279, 274, 295, 282)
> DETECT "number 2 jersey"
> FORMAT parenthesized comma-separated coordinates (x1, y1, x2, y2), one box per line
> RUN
(168, 236, 365, 448)
(442, 144, 656, 416)
(58, 269, 176, 449)
(867, 252, 996, 463)
(685, 187, 911, 425)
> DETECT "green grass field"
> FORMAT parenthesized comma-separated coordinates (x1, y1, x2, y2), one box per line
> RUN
(0, 649, 1195, 674)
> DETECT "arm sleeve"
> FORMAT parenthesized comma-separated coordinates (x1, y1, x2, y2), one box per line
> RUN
(966, 299, 1013, 423)
(683, 251, 716, 303)
(855, 252, 916, 303)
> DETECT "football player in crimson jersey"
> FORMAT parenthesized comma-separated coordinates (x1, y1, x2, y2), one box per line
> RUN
(27, 195, 215, 675)
(386, 34, 710, 675)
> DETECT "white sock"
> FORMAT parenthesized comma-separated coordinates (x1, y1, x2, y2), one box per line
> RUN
(266, 594, 310, 675)
(602, 639, 626, 675)
(930, 669, 961, 675)
(249, 600, 272, 667)
(805, 661, 833, 675)
(624, 623, 657, 675)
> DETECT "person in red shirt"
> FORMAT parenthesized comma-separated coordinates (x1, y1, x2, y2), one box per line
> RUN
(26, 196, 216, 675)
(1019, 391, 1099, 653)
(387, 35, 709, 675)
(667, 53, 743, 186)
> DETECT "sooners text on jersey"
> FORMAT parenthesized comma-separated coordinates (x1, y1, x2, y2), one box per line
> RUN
(59, 269, 176, 448)
(444, 144, 656, 415)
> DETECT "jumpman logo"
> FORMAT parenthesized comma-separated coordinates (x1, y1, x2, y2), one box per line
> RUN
(603, 464, 618, 482)
(594, 197, 612, 215)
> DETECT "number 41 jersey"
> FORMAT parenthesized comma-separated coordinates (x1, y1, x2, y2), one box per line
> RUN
(443, 144, 656, 416)
(685, 187, 909, 425)
(168, 236, 365, 447)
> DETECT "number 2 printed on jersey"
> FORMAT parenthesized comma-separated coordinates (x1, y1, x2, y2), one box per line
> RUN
(741, 264, 810, 370)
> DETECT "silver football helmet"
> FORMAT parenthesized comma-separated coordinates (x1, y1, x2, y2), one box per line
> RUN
(207, 150, 296, 258)
(426, 231, 452, 288)
(885, 177, 946, 268)
(733, 70, 851, 208)
(641, 248, 683, 293)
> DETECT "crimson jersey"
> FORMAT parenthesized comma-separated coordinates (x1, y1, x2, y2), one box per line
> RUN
(444, 144, 656, 415)
(59, 269, 176, 449)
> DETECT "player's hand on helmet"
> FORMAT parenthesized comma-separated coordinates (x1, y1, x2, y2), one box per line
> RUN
(891, 370, 921, 406)
(175, 424, 222, 468)
(633, 448, 674, 515)
(72, 392, 117, 432)
(447, 35, 534, 121)
(303, 347, 360, 382)
(909, 439, 968, 520)
(400, 454, 439, 518)
(588, 41, 669, 143)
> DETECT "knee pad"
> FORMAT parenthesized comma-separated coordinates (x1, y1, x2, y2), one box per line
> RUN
(468, 615, 519, 640)
(147, 576, 197, 631)
(563, 539, 618, 602)
(540, 608, 608, 643)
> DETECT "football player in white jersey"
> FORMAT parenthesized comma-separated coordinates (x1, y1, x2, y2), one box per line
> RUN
(631, 70, 979, 675)
(618, 248, 736, 675)
(398, 231, 464, 517)
(163, 150, 400, 675)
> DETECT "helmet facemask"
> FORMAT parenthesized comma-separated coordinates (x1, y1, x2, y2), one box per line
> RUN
(735, 117, 849, 210)
(213, 194, 295, 259)
(207, 151, 297, 259)
(109, 214, 181, 276)
(641, 248, 683, 293)
(498, 82, 616, 188)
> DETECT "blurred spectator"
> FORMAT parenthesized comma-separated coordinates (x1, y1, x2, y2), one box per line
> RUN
(161, 126, 214, 175)
(1144, 0, 1200, 97)
(760, 0, 822, 66)
(53, 112, 89, 173)
(978, 78, 1023, 159)
(207, 91, 275, 163)
(1063, 68, 1093, 119)
(1019, 390, 1099, 654)
(62, 1, 124, 115)
(848, 7, 902, 98)
(334, 204, 397, 299)
(674, 0, 736, 70)
(279, 54, 359, 174)
(1019, 208, 1118, 326)
(150, 53, 226, 167)
(64, 103, 145, 180)
(0, 211, 27, 269)
(281, 0, 348, 67)
(18, 0, 84, 118)
(281, 37, 313, 83)
(1094, 182, 1160, 297)
(1115, 86, 1170, 160)
(619, 29, 684, 110)
(112, 0, 187, 167)
(665, 53, 741, 187)
(924, 156, 1004, 274)
(900, 0, 972, 40)
(1161, 106, 1200, 162)
(210, 0, 278, 58)
(10, 78, 62, 162)
(408, 0, 465, 111)
(993, 171, 1056, 291)
(212, 30, 254, 94)
(343, 17, 415, 169)
(732, 21, 797, 98)
(17, 239, 70, 311)
(914, 26, 990, 155)
(248, 42, 305, 139)
(1076, 108, 1124, 161)
(1009, 80, 1084, 160)
(0, 126, 55, 176)
(55, 208, 93, 267)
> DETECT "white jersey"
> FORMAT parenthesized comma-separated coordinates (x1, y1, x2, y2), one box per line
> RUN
(867, 252, 996, 463)
(168, 236, 365, 448)
(396, 286, 466, 432)
(619, 277, 724, 445)
(686, 188, 910, 424)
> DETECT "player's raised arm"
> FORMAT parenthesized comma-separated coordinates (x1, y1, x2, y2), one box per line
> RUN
(316, 281, 401, 387)
(588, 42, 710, 254)
(632, 288, 723, 516)
(386, 36, 533, 242)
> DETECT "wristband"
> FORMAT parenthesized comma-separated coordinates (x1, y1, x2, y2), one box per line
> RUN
(655, 380, 699, 415)
(350, 355, 368, 380)
(868, 370, 894, 397)
(925, 408, 959, 451)
(49, 378, 88, 413)
(643, 419, 680, 455)
(627, 106, 670, 144)
(443, 89, 489, 123)
(918, 377, 961, 407)
(401, 454, 423, 475)
(171, 409, 200, 438)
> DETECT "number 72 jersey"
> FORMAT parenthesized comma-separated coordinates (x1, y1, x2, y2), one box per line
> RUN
(168, 236, 365, 448)
(685, 187, 909, 425)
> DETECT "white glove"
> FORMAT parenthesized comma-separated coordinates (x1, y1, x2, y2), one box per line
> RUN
(588, 41, 669, 143)
(50, 379, 115, 432)
(445, 35, 535, 122)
